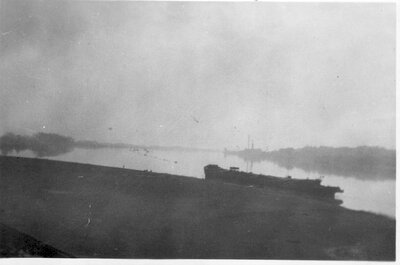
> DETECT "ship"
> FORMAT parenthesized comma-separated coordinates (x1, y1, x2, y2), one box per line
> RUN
(224, 147, 266, 161)
(204, 164, 343, 202)
(223, 136, 268, 162)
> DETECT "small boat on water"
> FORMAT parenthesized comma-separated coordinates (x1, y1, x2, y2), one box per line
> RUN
(204, 164, 343, 202)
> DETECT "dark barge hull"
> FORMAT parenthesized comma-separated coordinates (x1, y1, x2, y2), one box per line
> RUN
(204, 165, 343, 202)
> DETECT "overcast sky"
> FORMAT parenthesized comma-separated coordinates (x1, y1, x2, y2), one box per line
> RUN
(0, 1, 395, 150)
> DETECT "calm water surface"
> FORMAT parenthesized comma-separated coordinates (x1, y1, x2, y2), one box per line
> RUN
(13, 148, 395, 218)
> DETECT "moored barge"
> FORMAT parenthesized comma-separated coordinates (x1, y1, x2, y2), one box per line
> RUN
(204, 164, 343, 202)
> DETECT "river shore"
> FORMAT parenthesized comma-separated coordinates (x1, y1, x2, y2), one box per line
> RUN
(0, 156, 395, 260)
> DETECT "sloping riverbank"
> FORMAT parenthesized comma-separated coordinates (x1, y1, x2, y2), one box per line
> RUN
(0, 156, 395, 260)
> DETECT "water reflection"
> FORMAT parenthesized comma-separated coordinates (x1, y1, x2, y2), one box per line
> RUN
(229, 158, 395, 218)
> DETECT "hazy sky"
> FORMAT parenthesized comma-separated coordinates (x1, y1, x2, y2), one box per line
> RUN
(0, 1, 395, 150)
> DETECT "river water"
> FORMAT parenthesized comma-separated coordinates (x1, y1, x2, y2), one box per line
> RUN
(12, 147, 395, 218)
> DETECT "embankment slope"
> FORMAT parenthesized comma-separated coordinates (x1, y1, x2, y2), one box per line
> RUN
(0, 156, 395, 260)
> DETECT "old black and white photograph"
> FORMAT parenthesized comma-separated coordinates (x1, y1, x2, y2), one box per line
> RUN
(0, 0, 396, 261)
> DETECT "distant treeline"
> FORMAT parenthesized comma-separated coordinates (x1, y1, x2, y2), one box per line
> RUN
(0, 133, 75, 157)
(75, 140, 219, 152)
(0, 133, 141, 157)
(75, 141, 221, 152)
(264, 146, 396, 180)
(74, 140, 132, 149)
(0, 132, 219, 158)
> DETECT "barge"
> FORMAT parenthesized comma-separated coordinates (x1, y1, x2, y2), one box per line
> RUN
(204, 164, 343, 202)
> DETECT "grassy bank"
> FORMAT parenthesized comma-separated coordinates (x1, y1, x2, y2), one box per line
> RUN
(0, 156, 395, 260)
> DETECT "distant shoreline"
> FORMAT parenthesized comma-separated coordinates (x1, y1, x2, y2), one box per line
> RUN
(225, 146, 395, 180)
